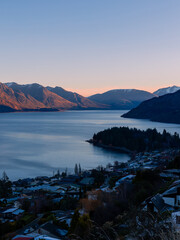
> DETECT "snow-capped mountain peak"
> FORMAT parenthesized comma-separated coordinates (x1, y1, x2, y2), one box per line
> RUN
(153, 85, 180, 96)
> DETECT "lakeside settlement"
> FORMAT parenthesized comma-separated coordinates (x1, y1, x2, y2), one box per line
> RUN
(1, 146, 180, 239)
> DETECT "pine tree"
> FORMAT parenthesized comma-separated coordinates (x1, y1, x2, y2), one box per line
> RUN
(0, 171, 12, 197)
(74, 164, 78, 175)
(2, 171, 9, 182)
(57, 169, 60, 179)
(69, 209, 80, 233)
(65, 168, 68, 176)
(79, 164, 81, 175)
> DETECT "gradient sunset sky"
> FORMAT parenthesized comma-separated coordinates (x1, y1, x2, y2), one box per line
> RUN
(0, 0, 180, 96)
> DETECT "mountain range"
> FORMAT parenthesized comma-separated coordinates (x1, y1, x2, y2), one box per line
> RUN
(88, 89, 156, 110)
(0, 82, 106, 112)
(122, 89, 180, 124)
(0, 82, 179, 115)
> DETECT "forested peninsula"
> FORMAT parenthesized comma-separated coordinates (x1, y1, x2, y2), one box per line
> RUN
(88, 127, 180, 153)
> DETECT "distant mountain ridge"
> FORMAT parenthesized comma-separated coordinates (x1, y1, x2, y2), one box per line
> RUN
(0, 83, 179, 114)
(122, 90, 180, 124)
(153, 85, 180, 96)
(88, 89, 156, 110)
(0, 82, 106, 112)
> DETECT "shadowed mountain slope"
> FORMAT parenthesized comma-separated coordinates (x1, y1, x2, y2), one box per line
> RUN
(122, 90, 180, 124)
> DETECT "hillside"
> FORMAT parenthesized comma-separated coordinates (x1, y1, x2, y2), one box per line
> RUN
(122, 90, 180, 124)
(0, 82, 45, 110)
(47, 86, 106, 109)
(0, 82, 106, 112)
(7, 82, 76, 110)
(88, 89, 156, 109)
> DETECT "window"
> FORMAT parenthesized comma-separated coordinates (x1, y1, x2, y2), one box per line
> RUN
(176, 215, 180, 224)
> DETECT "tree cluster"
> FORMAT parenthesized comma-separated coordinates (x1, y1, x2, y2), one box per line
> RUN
(0, 171, 12, 198)
(74, 163, 82, 175)
(93, 127, 180, 152)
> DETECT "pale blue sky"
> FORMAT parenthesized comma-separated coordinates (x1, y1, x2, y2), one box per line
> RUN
(0, 0, 180, 96)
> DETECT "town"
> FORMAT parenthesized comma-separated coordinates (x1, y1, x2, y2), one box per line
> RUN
(0, 148, 180, 240)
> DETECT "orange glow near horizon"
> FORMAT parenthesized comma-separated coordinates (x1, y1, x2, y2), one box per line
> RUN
(66, 87, 120, 97)
(66, 86, 164, 97)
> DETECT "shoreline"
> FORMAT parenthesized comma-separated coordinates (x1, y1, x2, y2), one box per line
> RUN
(86, 139, 133, 154)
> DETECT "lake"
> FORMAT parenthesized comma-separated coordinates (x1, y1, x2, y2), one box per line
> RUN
(0, 110, 180, 180)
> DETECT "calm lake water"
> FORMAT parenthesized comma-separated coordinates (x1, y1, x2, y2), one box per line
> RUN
(0, 110, 180, 180)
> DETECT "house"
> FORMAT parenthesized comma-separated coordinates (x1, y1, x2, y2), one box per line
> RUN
(26, 184, 60, 193)
(35, 235, 61, 240)
(160, 169, 180, 179)
(12, 234, 60, 240)
(52, 197, 63, 203)
(34, 222, 67, 238)
(80, 177, 94, 186)
(171, 211, 180, 234)
(164, 169, 180, 176)
(59, 175, 80, 184)
(87, 190, 102, 200)
(115, 174, 135, 187)
(143, 194, 174, 213)
(2, 207, 24, 219)
(162, 185, 180, 208)
(143, 183, 180, 211)
(12, 236, 34, 240)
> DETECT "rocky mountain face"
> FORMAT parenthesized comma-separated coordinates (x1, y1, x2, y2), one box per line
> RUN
(0, 82, 106, 112)
(7, 82, 76, 110)
(46, 86, 105, 109)
(0, 82, 41, 110)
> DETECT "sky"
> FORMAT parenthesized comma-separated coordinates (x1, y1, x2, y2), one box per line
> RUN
(0, 0, 180, 96)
